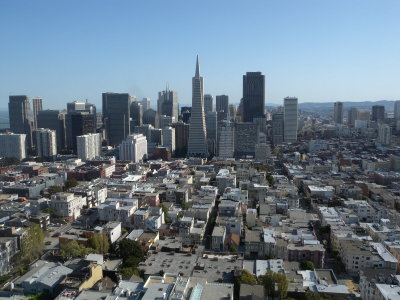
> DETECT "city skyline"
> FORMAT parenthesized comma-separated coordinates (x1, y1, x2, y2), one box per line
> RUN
(1, 0, 400, 109)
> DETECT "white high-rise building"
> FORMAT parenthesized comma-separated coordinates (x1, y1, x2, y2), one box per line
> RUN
(333, 101, 343, 124)
(217, 120, 234, 158)
(187, 56, 208, 157)
(283, 97, 298, 142)
(0, 133, 26, 160)
(77, 133, 101, 161)
(119, 134, 148, 162)
(394, 100, 400, 120)
(162, 126, 175, 152)
(378, 124, 391, 146)
(35, 128, 57, 158)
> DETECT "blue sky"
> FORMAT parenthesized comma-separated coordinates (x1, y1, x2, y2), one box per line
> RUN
(1, 0, 400, 109)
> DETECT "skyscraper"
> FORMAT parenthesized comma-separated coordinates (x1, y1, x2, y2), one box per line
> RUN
(157, 88, 179, 122)
(172, 122, 189, 158)
(102, 93, 131, 146)
(394, 100, 400, 120)
(206, 111, 218, 156)
(272, 113, 284, 146)
(204, 94, 214, 113)
(162, 127, 175, 153)
(141, 98, 151, 111)
(283, 97, 298, 142)
(34, 128, 57, 158)
(216, 95, 229, 120)
(66, 111, 96, 152)
(242, 72, 265, 122)
(187, 56, 208, 158)
(37, 110, 66, 150)
(8, 95, 34, 148)
(0, 133, 26, 160)
(372, 105, 385, 122)
(333, 102, 343, 124)
(217, 120, 234, 158)
(130, 101, 143, 127)
(32, 97, 43, 129)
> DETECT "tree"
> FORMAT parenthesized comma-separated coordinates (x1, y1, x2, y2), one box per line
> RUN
(237, 270, 257, 285)
(64, 178, 78, 191)
(119, 267, 141, 280)
(42, 207, 56, 216)
(229, 245, 237, 253)
(20, 224, 45, 263)
(88, 233, 110, 255)
(47, 185, 63, 196)
(300, 261, 315, 271)
(60, 240, 93, 260)
(260, 270, 288, 300)
(118, 239, 144, 262)
(181, 201, 189, 210)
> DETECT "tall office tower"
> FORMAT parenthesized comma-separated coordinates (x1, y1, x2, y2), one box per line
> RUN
(162, 127, 175, 153)
(204, 94, 214, 113)
(172, 122, 189, 157)
(67, 101, 86, 112)
(216, 95, 229, 120)
(119, 134, 148, 162)
(77, 133, 101, 161)
(348, 107, 358, 127)
(394, 100, 400, 120)
(32, 97, 43, 129)
(157, 88, 179, 122)
(234, 122, 259, 158)
(34, 128, 57, 158)
(272, 113, 284, 146)
(242, 72, 265, 122)
(143, 109, 158, 127)
(217, 120, 234, 158)
(0, 133, 26, 160)
(378, 124, 391, 146)
(372, 105, 385, 122)
(283, 97, 298, 142)
(8, 95, 33, 148)
(130, 101, 143, 127)
(102, 93, 131, 146)
(357, 109, 371, 121)
(187, 56, 208, 157)
(229, 104, 237, 121)
(66, 111, 96, 152)
(141, 98, 151, 111)
(37, 110, 66, 150)
(333, 101, 343, 124)
(181, 107, 191, 123)
(206, 111, 218, 156)
(159, 115, 175, 128)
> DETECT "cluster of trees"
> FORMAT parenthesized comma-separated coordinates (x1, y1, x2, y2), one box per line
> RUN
(116, 239, 145, 279)
(47, 178, 79, 196)
(235, 269, 289, 299)
(300, 261, 315, 271)
(60, 233, 110, 260)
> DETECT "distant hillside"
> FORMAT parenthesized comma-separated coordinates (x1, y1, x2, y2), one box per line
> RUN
(298, 100, 397, 111)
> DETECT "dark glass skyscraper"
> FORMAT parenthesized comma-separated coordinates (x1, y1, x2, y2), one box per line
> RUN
(242, 72, 265, 122)
(216, 95, 229, 120)
(102, 93, 131, 146)
(372, 105, 385, 122)
(37, 110, 66, 150)
(8, 95, 34, 148)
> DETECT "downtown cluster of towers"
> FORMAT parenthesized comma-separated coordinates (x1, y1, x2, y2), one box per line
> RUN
(4, 56, 300, 160)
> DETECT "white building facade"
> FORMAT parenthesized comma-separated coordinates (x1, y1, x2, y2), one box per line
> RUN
(0, 133, 26, 160)
(77, 133, 101, 161)
(119, 134, 148, 162)
(35, 128, 57, 158)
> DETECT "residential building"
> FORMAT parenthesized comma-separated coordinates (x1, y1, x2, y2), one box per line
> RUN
(49, 192, 85, 221)
(77, 133, 101, 161)
(162, 127, 175, 153)
(272, 112, 284, 146)
(378, 123, 391, 146)
(34, 128, 57, 158)
(0, 133, 26, 160)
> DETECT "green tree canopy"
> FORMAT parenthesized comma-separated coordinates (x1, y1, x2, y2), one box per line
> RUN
(237, 269, 257, 285)
(21, 224, 45, 263)
(88, 233, 110, 255)
(60, 240, 93, 260)
(300, 261, 315, 271)
(64, 178, 78, 191)
(260, 270, 288, 300)
(118, 239, 144, 262)
(48, 185, 63, 196)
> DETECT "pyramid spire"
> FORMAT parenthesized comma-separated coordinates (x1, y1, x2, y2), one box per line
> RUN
(195, 55, 200, 77)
